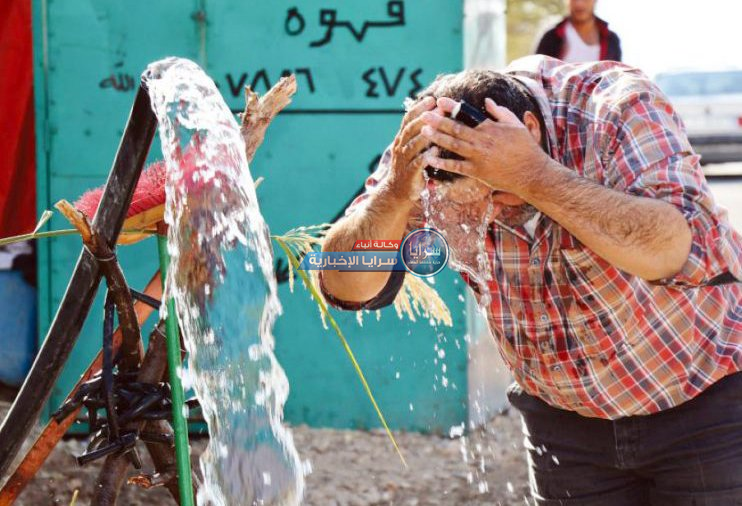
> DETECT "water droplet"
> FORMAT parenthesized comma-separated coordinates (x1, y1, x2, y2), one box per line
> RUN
(449, 423, 465, 438)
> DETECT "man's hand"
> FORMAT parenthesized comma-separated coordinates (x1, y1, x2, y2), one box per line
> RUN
(319, 96, 437, 305)
(420, 97, 549, 196)
(386, 96, 438, 202)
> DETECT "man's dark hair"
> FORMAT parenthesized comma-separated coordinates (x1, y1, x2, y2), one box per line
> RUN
(417, 70, 547, 180)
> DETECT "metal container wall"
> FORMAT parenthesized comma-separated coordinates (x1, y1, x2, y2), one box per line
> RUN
(33, 0, 466, 432)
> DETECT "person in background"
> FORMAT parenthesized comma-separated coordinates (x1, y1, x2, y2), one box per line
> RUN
(535, 0, 621, 62)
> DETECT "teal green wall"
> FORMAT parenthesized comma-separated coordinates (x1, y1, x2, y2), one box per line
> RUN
(34, 1, 466, 432)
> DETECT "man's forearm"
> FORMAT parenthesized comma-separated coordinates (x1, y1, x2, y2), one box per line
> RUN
(417, 96, 692, 280)
(322, 182, 414, 302)
(523, 159, 692, 280)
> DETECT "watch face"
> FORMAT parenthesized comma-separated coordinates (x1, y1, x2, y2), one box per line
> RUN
(424, 165, 464, 182)
(424, 147, 465, 182)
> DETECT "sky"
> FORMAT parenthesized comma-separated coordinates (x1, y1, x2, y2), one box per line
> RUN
(595, 0, 742, 76)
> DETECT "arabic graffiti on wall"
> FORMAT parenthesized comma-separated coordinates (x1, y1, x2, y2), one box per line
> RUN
(222, 68, 316, 97)
(98, 2, 420, 102)
(99, 73, 136, 92)
(220, 66, 421, 101)
(99, 65, 425, 102)
(285, 1, 405, 47)
(362, 67, 422, 98)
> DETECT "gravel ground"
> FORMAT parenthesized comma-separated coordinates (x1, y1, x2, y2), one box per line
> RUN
(1, 401, 530, 505)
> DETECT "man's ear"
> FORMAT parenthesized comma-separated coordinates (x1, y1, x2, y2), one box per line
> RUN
(523, 111, 542, 145)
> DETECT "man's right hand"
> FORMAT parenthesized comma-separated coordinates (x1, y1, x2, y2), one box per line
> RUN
(386, 96, 438, 203)
(319, 97, 437, 305)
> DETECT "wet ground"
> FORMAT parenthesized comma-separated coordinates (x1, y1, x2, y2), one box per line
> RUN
(0, 399, 529, 505)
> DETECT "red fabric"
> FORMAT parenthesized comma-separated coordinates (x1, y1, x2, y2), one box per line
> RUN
(597, 19, 610, 60)
(0, 0, 36, 237)
(74, 160, 168, 219)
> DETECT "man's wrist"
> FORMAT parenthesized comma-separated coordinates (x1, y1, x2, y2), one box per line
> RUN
(380, 177, 418, 208)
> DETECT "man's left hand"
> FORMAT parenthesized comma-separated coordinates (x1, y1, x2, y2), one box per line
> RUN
(420, 97, 549, 197)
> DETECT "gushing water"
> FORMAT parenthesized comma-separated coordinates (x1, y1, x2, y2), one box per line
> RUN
(146, 57, 304, 505)
(420, 176, 496, 308)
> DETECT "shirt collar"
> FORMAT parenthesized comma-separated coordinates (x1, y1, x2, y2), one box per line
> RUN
(505, 65, 559, 162)
(492, 212, 551, 245)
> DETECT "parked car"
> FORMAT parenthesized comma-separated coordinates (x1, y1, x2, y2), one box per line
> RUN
(655, 69, 742, 164)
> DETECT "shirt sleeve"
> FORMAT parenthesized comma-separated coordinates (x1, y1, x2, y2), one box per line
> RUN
(599, 85, 742, 288)
(318, 146, 409, 310)
(319, 269, 407, 311)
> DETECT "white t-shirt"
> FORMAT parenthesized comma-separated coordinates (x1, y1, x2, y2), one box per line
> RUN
(523, 212, 541, 238)
(563, 22, 600, 63)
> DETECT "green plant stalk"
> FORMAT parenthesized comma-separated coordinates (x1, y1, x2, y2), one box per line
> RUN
(274, 239, 407, 468)
(156, 234, 195, 506)
(0, 229, 79, 247)
(0, 228, 156, 247)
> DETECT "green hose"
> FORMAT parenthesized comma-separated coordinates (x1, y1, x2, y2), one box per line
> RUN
(157, 234, 195, 506)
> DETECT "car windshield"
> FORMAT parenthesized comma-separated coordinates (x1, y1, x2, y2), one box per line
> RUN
(656, 71, 742, 97)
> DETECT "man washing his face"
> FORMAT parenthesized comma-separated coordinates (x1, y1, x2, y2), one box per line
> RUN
(320, 56, 742, 505)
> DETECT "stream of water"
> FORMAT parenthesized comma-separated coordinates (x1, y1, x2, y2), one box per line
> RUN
(146, 57, 304, 506)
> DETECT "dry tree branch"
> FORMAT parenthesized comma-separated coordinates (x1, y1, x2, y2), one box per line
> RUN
(240, 74, 297, 163)
(54, 200, 92, 244)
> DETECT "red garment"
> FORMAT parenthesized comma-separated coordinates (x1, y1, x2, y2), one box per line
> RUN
(535, 16, 622, 62)
(0, 0, 36, 237)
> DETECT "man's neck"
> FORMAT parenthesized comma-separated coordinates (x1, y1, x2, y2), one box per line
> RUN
(496, 204, 540, 228)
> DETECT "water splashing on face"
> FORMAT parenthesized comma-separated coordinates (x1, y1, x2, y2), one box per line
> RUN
(145, 57, 304, 505)
(421, 174, 496, 309)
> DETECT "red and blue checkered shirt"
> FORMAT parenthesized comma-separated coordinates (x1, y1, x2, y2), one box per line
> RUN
(322, 56, 742, 419)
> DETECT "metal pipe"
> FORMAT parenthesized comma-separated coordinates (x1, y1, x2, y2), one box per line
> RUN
(0, 83, 157, 480)
(102, 292, 120, 440)
(0, 272, 162, 506)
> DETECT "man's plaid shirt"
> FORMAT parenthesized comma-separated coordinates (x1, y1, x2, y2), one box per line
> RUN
(322, 56, 742, 419)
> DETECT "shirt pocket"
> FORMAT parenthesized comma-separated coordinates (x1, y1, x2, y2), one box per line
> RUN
(558, 247, 643, 357)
